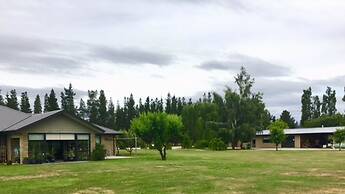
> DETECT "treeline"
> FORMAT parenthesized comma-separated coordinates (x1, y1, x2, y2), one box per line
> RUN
(0, 67, 273, 148)
(300, 86, 345, 128)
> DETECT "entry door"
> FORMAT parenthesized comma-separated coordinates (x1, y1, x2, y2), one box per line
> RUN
(11, 138, 20, 163)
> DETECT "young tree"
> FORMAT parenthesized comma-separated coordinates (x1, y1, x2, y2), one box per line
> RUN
(6, 89, 19, 110)
(301, 87, 312, 126)
(33, 95, 42, 114)
(20, 92, 32, 113)
(333, 128, 345, 151)
(269, 120, 288, 151)
(131, 112, 183, 160)
(47, 89, 60, 111)
(60, 83, 76, 115)
(280, 110, 297, 128)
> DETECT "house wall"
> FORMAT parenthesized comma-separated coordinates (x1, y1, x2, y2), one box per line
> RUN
(4, 114, 117, 163)
(294, 135, 301, 148)
(101, 135, 116, 156)
(255, 136, 281, 148)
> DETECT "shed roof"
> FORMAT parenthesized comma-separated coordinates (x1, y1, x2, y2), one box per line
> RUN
(256, 126, 343, 136)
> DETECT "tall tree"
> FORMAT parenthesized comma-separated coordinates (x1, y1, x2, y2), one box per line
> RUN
(106, 99, 116, 129)
(20, 92, 32, 113)
(44, 94, 49, 112)
(60, 83, 76, 115)
(87, 90, 99, 123)
(166, 93, 172, 113)
(235, 66, 254, 98)
(311, 95, 321, 119)
(33, 95, 42, 114)
(279, 110, 297, 128)
(144, 96, 150, 113)
(77, 98, 88, 120)
(301, 87, 312, 126)
(321, 87, 337, 116)
(98, 90, 108, 125)
(0, 90, 4, 106)
(126, 94, 136, 129)
(6, 89, 19, 110)
(47, 89, 60, 111)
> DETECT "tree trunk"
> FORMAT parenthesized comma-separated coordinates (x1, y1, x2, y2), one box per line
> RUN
(276, 144, 278, 151)
(158, 146, 167, 160)
(339, 143, 342, 151)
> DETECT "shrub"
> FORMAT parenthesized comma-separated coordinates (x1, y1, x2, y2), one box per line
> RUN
(209, 138, 227, 151)
(22, 157, 29, 164)
(194, 140, 209, 149)
(91, 144, 106, 161)
(6, 160, 12, 165)
(181, 135, 192, 149)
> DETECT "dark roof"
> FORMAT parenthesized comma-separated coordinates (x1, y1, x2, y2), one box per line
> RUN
(92, 124, 123, 135)
(0, 105, 121, 135)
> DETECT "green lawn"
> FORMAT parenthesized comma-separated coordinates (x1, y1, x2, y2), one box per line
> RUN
(0, 150, 345, 194)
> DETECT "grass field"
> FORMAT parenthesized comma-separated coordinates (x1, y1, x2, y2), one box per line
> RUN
(0, 149, 345, 194)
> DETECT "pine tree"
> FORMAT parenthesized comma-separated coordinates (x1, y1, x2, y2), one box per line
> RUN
(301, 87, 312, 126)
(106, 99, 116, 129)
(166, 93, 172, 113)
(87, 90, 99, 123)
(177, 97, 183, 115)
(47, 89, 59, 111)
(20, 92, 32, 113)
(6, 89, 19, 110)
(33, 95, 42, 114)
(0, 90, 4, 105)
(98, 90, 108, 125)
(44, 94, 49, 112)
(115, 102, 124, 130)
(77, 98, 88, 120)
(138, 98, 145, 114)
(158, 98, 164, 112)
(171, 95, 177, 114)
(61, 83, 76, 115)
(144, 96, 150, 112)
(280, 110, 296, 128)
(126, 94, 136, 129)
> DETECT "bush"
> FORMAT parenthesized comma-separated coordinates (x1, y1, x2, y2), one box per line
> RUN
(6, 160, 12, 165)
(182, 135, 192, 149)
(22, 157, 29, 164)
(194, 140, 209, 149)
(91, 144, 106, 161)
(209, 138, 227, 151)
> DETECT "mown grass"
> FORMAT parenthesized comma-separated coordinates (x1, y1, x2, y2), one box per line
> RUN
(0, 149, 345, 194)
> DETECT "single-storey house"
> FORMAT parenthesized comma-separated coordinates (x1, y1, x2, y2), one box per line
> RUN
(255, 126, 342, 148)
(0, 105, 122, 164)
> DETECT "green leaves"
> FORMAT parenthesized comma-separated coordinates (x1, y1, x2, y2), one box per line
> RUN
(268, 120, 288, 150)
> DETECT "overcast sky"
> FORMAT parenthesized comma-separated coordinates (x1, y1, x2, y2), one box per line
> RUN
(1, 0, 345, 121)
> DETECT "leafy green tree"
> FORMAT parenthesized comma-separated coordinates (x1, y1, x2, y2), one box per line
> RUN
(131, 112, 183, 160)
(280, 110, 297, 128)
(269, 120, 288, 151)
(20, 92, 32, 113)
(77, 98, 88, 120)
(47, 89, 60, 111)
(117, 131, 136, 155)
(87, 90, 99, 123)
(60, 83, 76, 115)
(301, 87, 312, 126)
(212, 67, 271, 149)
(6, 89, 19, 110)
(321, 87, 337, 116)
(33, 95, 42, 114)
(333, 128, 345, 151)
(311, 95, 321, 119)
(98, 90, 108, 125)
(303, 114, 345, 128)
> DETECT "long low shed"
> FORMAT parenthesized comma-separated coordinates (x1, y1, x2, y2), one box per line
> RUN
(255, 127, 341, 148)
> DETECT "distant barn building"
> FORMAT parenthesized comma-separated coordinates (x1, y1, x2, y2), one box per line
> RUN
(255, 127, 341, 148)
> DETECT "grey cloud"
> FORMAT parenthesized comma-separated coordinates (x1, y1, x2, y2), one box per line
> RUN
(199, 54, 291, 77)
(0, 35, 174, 75)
